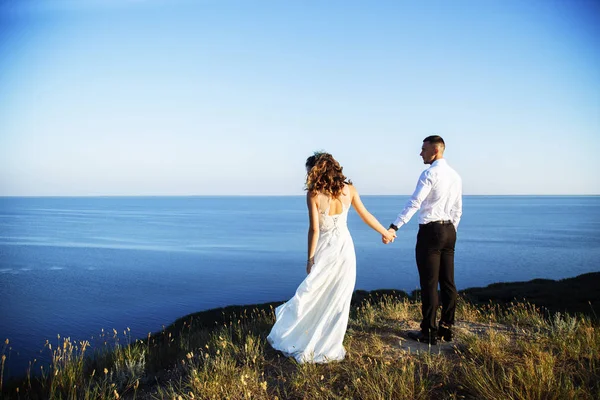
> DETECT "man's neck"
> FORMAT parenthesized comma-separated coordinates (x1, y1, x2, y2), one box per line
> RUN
(428, 156, 444, 165)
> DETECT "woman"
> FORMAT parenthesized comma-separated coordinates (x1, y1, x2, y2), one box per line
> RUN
(267, 152, 396, 363)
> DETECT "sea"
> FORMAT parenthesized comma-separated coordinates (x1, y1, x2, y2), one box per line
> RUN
(1, 195, 599, 375)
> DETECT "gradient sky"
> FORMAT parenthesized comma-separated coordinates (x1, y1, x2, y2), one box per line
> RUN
(1, 0, 599, 196)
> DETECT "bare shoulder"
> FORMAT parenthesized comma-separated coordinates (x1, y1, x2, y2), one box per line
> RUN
(346, 184, 359, 204)
(347, 183, 357, 196)
(306, 191, 318, 204)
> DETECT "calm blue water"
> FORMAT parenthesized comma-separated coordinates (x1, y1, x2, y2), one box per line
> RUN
(1, 196, 599, 374)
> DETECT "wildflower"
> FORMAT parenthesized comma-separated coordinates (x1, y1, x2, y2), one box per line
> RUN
(186, 352, 194, 359)
(261, 381, 267, 391)
(5, 339, 9, 345)
(114, 389, 119, 399)
(104, 368, 108, 375)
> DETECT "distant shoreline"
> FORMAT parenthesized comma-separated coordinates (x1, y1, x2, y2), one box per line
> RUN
(161, 271, 600, 336)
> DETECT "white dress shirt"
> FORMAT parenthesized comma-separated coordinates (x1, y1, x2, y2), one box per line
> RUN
(393, 158, 462, 229)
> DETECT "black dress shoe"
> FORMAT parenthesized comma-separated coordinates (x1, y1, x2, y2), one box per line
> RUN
(437, 324, 453, 342)
(407, 330, 438, 345)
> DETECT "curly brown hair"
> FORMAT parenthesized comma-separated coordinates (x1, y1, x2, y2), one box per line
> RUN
(305, 152, 351, 198)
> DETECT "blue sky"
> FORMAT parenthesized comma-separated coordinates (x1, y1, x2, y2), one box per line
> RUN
(1, 0, 598, 195)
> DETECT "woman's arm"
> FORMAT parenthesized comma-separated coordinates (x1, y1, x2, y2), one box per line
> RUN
(350, 185, 396, 242)
(306, 192, 320, 274)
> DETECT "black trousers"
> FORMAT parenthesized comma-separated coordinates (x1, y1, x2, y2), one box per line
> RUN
(415, 222, 457, 333)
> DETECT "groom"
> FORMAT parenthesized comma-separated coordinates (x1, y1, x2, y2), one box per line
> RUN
(385, 135, 462, 345)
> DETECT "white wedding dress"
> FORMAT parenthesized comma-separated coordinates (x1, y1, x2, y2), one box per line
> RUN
(267, 190, 356, 363)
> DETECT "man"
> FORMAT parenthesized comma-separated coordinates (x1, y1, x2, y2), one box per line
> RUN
(385, 135, 462, 345)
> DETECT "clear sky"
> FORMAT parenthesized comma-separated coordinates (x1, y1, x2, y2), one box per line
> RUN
(1, 0, 598, 196)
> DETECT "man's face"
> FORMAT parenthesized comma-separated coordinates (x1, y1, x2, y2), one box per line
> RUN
(420, 141, 437, 164)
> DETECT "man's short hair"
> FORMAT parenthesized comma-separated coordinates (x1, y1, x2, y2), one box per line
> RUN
(423, 135, 445, 149)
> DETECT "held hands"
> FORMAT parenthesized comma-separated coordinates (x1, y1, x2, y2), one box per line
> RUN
(382, 228, 397, 244)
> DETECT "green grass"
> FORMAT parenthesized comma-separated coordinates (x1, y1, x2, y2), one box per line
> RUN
(2, 289, 599, 400)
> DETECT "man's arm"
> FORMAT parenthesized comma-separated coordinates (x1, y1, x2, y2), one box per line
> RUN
(450, 194, 462, 229)
(392, 170, 433, 229)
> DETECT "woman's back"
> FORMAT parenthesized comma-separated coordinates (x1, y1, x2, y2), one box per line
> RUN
(315, 184, 352, 217)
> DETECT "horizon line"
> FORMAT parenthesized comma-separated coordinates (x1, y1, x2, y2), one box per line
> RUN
(1, 194, 599, 198)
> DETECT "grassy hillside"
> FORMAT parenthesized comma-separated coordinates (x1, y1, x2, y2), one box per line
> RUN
(1, 274, 599, 399)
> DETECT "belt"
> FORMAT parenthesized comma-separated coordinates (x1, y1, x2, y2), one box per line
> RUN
(420, 220, 453, 226)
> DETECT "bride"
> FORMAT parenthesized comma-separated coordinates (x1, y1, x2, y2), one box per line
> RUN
(267, 152, 396, 363)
